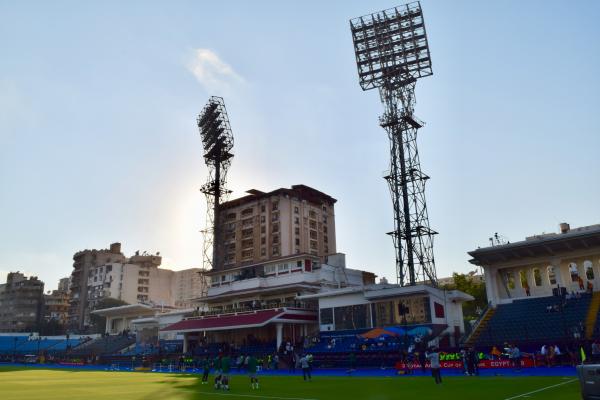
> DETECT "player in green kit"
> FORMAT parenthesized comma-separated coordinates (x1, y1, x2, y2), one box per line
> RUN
(221, 354, 231, 391)
(201, 356, 210, 385)
(213, 355, 222, 389)
(247, 355, 259, 389)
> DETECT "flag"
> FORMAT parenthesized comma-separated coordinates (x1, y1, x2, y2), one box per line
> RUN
(581, 347, 587, 364)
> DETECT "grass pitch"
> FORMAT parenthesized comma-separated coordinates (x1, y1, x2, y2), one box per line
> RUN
(0, 367, 580, 400)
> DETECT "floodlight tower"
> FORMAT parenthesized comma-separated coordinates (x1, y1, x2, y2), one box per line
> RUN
(350, 1, 437, 286)
(197, 96, 234, 273)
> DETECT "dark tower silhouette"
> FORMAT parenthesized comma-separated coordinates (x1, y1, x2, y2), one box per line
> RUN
(350, 2, 437, 286)
(197, 96, 234, 272)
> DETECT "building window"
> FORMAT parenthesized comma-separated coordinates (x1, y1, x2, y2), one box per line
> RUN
(261, 204, 266, 213)
(272, 202, 278, 211)
(261, 248, 266, 256)
(261, 237, 266, 245)
(273, 235, 280, 244)
(241, 207, 253, 216)
(272, 212, 279, 221)
(569, 262, 579, 282)
(533, 268, 542, 286)
(294, 217, 299, 225)
(320, 308, 333, 325)
(278, 263, 289, 273)
(323, 215, 328, 224)
(261, 215, 266, 223)
(310, 240, 318, 250)
(547, 266, 557, 285)
(261, 226, 266, 234)
(272, 246, 280, 256)
(295, 238, 300, 246)
(294, 227, 300, 235)
(584, 260, 595, 280)
(272, 223, 279, 233)
(309, 210, 316, 219)
(265, 264, 276, 275)
(294, 206, 299, 214)
(323, 226, 328, 234)
(242, 249, 253, 259)
(226, 212, 236, 220)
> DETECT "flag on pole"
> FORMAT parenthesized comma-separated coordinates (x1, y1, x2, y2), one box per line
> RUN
(581, 347, 587, 364)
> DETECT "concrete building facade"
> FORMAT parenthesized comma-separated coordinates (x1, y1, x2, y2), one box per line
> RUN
(69, 242, 207, 331)
(469, 223, 600, 306)
(213, 185, 337, 272)
(0, 272, 45, 332)
(44, 277, 70, 326)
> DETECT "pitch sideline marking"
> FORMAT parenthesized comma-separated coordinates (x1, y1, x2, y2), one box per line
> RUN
(503, 378, 577, 400)
(197, 392, 319, 400)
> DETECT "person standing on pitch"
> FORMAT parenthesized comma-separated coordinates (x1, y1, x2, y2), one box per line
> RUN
(247, 354, 259, 389)
(221, 353, 231, 391)
(426, 347, 442, 385)
(201, 356, 210, 385)
(300, 354, 311, 382)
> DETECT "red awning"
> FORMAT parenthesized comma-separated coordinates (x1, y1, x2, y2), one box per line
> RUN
(161, 309, 285, 333)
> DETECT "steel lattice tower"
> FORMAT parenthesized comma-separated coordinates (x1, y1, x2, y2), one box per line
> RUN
(197, 96, 234, 273)
(350, 1, 438, 286)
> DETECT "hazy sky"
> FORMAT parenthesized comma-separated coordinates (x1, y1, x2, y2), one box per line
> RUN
(1, 0, 599, 291)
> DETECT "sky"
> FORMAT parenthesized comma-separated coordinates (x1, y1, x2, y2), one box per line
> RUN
(1, 0, 599, 291)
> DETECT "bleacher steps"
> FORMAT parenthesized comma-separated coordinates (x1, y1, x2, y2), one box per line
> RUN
(585, 291, 600, 339)
(465, 307, 496, 346)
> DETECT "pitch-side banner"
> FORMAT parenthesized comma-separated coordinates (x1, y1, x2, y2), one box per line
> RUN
(394, 359, 535, 370)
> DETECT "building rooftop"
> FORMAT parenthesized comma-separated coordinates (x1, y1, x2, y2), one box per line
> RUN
(468, 223, 600, 266)
(220, 184, 337, 209)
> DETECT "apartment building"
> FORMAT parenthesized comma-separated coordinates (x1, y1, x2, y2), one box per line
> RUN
(214, 184, 337, 272)
(171, 268, 208, 308)
(44, 277, 70, 325)
(0, 272, 45, 332)
(69, 242, 208, 331)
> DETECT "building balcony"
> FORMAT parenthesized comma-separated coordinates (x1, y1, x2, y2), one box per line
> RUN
(207, 269, 320, 297)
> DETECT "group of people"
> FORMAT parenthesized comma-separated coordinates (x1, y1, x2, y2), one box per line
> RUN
(199, 353, 259, 391)
(195, 350, 315, 392)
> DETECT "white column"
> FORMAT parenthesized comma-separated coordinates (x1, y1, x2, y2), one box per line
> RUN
(276, 323, 283, 349)
(106, 317, 113, 335)
(551, 258, 564, 287)
(484, 266, 499, 306)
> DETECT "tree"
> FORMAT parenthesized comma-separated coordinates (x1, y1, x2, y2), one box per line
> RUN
(89, 298, 129, 334)
(442, 272, 487, 320)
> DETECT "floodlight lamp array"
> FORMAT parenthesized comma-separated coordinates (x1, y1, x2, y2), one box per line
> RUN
(197, 96, 234, 163)
(350, 1, 432, 91)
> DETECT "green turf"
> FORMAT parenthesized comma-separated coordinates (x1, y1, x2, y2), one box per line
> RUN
(0, 367, 580, 400)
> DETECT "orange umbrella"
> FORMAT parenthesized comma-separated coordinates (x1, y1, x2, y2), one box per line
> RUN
(360, 328, 399, 339)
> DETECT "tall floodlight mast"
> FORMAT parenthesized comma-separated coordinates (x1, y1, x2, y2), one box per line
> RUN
(350, 1, 437, 286)
(197, 96, 234, 276)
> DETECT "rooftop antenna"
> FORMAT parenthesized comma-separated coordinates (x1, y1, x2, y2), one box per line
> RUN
(197, 96, 234, 274)
(350, 2, 437, 286)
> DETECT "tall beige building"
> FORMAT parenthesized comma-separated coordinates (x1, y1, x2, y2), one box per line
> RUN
(171, 268, 208, 308)
(214, 185, 337, 271)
